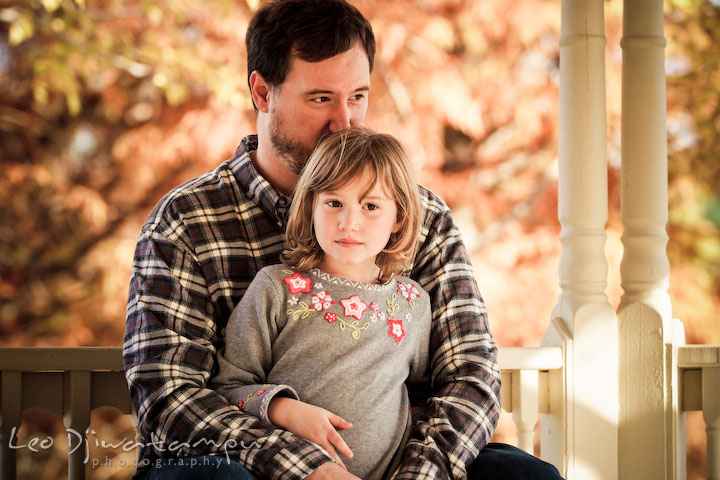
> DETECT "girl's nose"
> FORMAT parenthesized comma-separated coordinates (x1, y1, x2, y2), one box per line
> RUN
(339, 208, 359, 231)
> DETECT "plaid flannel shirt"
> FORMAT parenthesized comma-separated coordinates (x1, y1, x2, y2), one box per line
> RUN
(123, 135, 501, 480)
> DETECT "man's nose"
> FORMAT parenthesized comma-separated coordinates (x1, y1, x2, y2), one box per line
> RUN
(329, 102, 351, 132)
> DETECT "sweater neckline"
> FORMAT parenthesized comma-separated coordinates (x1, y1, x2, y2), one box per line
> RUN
(307, 268, 397, 292)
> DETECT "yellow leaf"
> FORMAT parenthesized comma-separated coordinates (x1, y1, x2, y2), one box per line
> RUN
(147, 5, 163, 26)
(66, 90, 81, 116)
(152, 72, 169, 88)
(164, 83, 188, 106)
(9, 15, 34, 46)
(33, 83, 49, 106)
(40, 0, 62, 13)
(421, 17, 455, 53)
(50, 18, 66, 33)
(62, 78, 82, 116)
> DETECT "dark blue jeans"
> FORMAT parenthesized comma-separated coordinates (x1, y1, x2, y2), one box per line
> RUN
(145, 443, 562, 479)
(467, 443, 563, 479)
(145, 455, 256, 480)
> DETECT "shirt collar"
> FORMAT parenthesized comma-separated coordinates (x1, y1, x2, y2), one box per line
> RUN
(229, 135, 291, 224)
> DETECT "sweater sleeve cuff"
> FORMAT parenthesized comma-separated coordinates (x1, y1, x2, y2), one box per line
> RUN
(224, 384, 299, 423)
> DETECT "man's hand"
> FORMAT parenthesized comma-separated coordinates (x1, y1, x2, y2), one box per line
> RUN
(305, 462, 362, 480)
(268, 397, 354, 469)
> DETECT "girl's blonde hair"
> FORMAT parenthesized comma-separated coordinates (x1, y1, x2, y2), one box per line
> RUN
(282, 126, 423, 283)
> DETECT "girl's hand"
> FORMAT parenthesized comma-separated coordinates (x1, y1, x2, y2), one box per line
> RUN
(268, 397, 354, 469)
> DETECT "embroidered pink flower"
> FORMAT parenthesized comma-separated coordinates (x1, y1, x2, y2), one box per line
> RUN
(397, 282, 420, 302)
(311, 291, 335, 312)
(283, 272, 312, 294)
(340, 295, 367, 320)
(257, 389, 267, 396)
(405, 312, 412, 322)
(288, 297, 299, 305)
(325, 312, 337, 323)
(369, 302, 379, 312)
(315, 282, 324, 290)
(387, 319, 405, 343)
(237, 400, 245, 410)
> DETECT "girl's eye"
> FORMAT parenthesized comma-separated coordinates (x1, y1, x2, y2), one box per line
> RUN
(327, 200, 342, 207)
(365, 203, 379, 211)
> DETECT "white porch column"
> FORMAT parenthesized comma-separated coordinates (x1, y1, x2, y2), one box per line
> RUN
(542, 0, 619, 478)
(618, 0, 684, 478)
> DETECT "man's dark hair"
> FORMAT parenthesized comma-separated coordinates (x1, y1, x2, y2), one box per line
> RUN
(246, 0, 375, 98)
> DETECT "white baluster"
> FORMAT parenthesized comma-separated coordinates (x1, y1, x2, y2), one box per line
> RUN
(512, 369, 539, 454)
(1, 371, 21, 480)
(64, 370, 91, 480)
(704, 366, 720, 480)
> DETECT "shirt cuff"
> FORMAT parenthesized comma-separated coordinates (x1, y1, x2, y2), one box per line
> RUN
(225, 384, 299, 424)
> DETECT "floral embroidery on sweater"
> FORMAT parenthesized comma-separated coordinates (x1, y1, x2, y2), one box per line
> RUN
(237, 384, 270, 412)
(370, 311, 387, 324)
(285, 272, 336, 319)
(337, 317, 371, 340)
(387, 319, 405, 343)
(386, 293, 400, 317)
(281, 270, 417, 343)
(397, 281, 420, 308)
(311, 291, 335, 312)
(283, 272, 312, 294)
(340, 295, 367, 320)
(287, 301, 315, 320)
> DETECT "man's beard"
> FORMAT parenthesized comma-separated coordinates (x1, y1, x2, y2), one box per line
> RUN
(269, 116, 315, 174)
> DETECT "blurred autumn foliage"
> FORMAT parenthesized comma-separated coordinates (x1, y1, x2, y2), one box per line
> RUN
(1, 0, 719, 478)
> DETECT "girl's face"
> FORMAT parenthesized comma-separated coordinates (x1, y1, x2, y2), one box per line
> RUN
(312, 169, 400, 284)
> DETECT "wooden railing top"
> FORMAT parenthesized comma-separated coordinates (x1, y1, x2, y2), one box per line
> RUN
(677, 344, 720, 368)
(0, 347, 123, 371)
(497, 346, 563, 371)
(0, 345, 566, 372)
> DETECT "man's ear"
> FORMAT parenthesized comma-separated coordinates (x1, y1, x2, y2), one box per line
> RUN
(249, 71, 271, 113)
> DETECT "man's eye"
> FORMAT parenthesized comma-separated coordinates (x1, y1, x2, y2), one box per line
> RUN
(312, 96, 331, 103)
(352, 94, 366, 101)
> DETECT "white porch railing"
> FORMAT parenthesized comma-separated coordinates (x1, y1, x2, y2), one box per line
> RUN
(0, 348, 134, 480)
(497, 346, 563, 455)
(0, 345, 718, 479)
(676, 344, 720, 480)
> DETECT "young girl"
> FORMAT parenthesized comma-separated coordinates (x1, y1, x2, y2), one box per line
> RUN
(212, 126, 430, 479)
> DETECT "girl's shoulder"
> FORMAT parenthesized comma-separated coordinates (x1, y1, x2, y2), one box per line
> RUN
(255, 264, 301, 286)
(258, 264, 290, 275)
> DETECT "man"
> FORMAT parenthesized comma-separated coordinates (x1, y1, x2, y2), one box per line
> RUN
(123, 1, 562, 479)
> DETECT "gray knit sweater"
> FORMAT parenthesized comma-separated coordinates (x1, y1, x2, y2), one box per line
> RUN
(213, 264, 431, 479)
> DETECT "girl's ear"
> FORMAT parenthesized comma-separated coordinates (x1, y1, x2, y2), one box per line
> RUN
(249, 71, 272, 113)
(391, 217, 402, 234)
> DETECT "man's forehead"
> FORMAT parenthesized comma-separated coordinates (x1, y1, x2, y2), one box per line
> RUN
(283, 46, 371, 91)
(303, 85, 370, 95)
